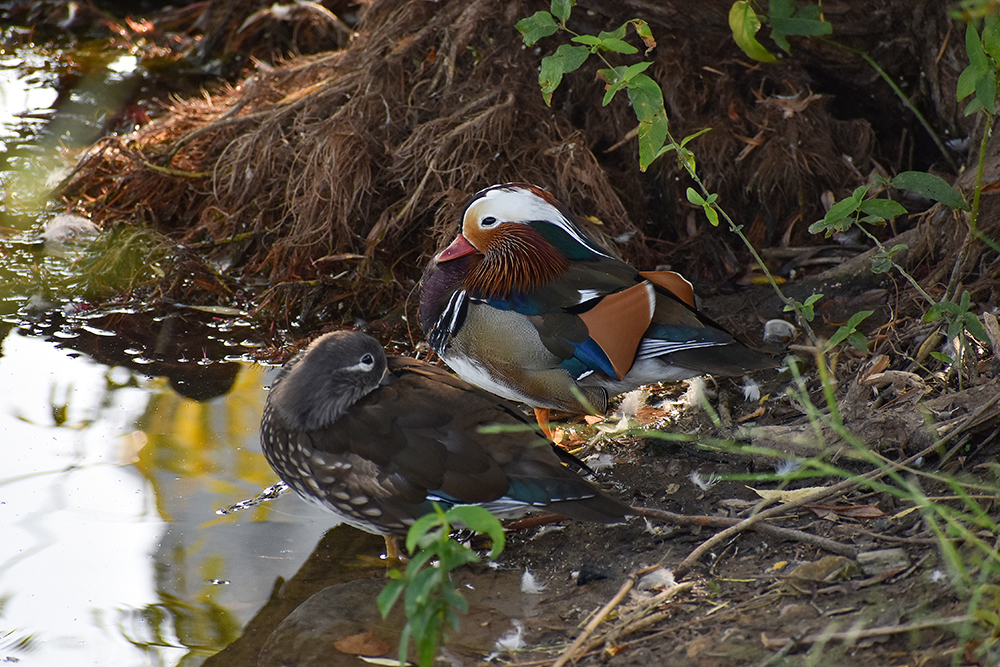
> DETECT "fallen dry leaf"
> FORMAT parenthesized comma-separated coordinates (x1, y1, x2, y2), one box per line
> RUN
(334, 630, 391, 656)
(748, 486, 829, 503)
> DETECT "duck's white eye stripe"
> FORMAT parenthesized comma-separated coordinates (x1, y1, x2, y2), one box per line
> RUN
(344, 358, 375, 372)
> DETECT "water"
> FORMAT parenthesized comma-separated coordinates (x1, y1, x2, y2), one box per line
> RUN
(0, 24, 535, 667)
(0, 325, 353, 666)
(0, 35, 358, 665)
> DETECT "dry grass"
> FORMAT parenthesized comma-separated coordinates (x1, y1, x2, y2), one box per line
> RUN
(59, 0, 979, 325)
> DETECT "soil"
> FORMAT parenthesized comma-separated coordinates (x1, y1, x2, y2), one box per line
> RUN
(198, 282, 1000, 667)
(7, 0, 1000, 664)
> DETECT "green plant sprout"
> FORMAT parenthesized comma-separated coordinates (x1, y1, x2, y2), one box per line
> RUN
(516, 0, 829, 346)
(731, 0, 959, 172)
(516, 1, 666, 171)
(511, 2, 1000, 662)
(730, 1, 997, 373)
(807, 172, 970, 327)
(377, 504, 505, 667)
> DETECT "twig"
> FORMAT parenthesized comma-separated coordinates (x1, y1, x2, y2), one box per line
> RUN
(667, 431, 950, 578)
(141, 160, 212, 178)
(183, 232, 258, 249)
(636, 507, 858, 560)
(670, 481, 853, 578)
(945, 110, 993, 302)
(849, 526, 943, 545)
(550, 564, 660, 667)
(161, 95, 256, 166)
(598, 581, 696, 651)
(761, 615, 971, 650)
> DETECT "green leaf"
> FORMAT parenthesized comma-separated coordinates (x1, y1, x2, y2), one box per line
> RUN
(847, 331, 868, 352)
(671, 143, 697, 173)
(416, 611, 440, 667)
(829, 185, 867, 213)
(550, 0, 575, 23)
(627, 74, 669, 170)
(964, 313, 991, 344)
(929, 350, 953, 363)
(785, 293, 822, 321)
(976, 67, 997, 114)
(770, 16, 833, 38)
(445, 506, 505, 557)
(539, 44, 590, 105)
(572, 35, 603, 47)
(810, 185, 869, 234)
(924, 300, 954, 323)
(871, 255, 892, 273)
(601, 62, 652, 105)
(957, 63, 979, 100)
(599, 38, 639, 54)
(729, 1, 778, 63)
(771, 15, 833, 37)
(858, 198, 907, 220)
(397, 625, 412, 666)
(961, 21, 997, 115)
(405, 567, 441, 614)
(622, 60, 654, 79)
(980, 78, 997, 115)
(892, 171, 969, 211)
(966, 20, 991, 73)
(406, 511, 443, 554)
(807, 217, 842, 235)
(592, 26, 638, 53)
(965, 96, 986, 116)
(442, 586, 469, 616)
(770, 29, 790, 53)
(516, 11, 558, 46)
(984, 16, 1000, 63)
(704, 205, 719, 226)
(843, 309, 874, 331)
(599, 66, 628, 105)
(680, 127, 712, 146)
(686, 187, 706, 206)
(871, 243, 908, 273)
(825, 310, 873, 350)
(378, 579, 405, 617)
(406, 548, 437, 576)
(769, 0, 795, 20)
(797, 5, 823, 20)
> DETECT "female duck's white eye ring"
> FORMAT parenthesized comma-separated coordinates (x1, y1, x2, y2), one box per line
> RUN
(360, 353, 375, 367)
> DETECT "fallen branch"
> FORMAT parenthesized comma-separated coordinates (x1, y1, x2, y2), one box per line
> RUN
(760, 615, 971, 650)
(636, 506, 858, 561)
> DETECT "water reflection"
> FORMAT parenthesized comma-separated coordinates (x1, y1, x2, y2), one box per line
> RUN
(0, 326, 349, 666)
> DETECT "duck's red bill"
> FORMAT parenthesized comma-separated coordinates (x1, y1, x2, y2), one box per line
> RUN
(437, 233, 479, 261)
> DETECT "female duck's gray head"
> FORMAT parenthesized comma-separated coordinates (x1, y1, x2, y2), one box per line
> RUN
(268, 331, 387, 432)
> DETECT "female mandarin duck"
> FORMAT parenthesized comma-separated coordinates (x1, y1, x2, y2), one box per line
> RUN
(419, 183, 774, 421)
(260, 330, 630, 552)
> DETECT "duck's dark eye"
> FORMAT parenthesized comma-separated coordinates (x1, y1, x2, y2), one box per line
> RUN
(481, 216, 497, 227)
(360, 353, 375, 366)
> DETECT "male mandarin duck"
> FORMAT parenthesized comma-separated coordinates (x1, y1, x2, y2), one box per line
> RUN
(419, 183, 774, 420)
(260, 330, 630, 554)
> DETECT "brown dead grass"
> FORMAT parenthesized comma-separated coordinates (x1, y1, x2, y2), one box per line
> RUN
(60, 0, 981, 326)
